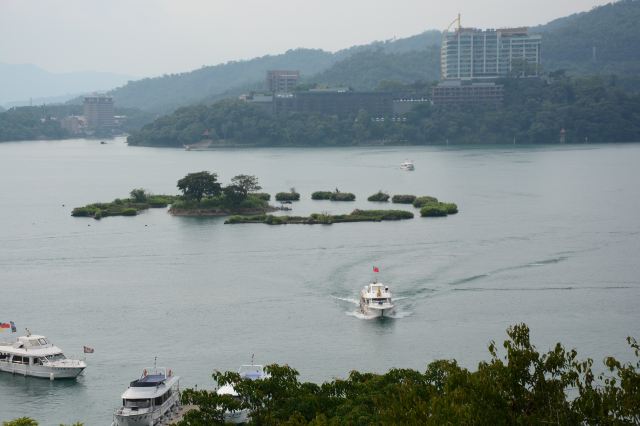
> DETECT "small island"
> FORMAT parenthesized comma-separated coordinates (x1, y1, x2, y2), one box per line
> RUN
(368, 191, 390, 202)
(71, 190, 178, 219)
(72, 173, 460, 221)
(275, 189, 300, 202)
(311, 190, 356, 201)
(72, 172, 275, 219)
(392, 194, 417, 204)
(225, 209, 414, 225)
(411, 195, 459, 217)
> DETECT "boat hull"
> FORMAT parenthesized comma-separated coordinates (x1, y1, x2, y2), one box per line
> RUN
(113, 412, 156, 426)
(113, 388, 181, 426)
(223, 409, 249, 424)
(361, 306, 395, 318)
(0, 361, 84, 379)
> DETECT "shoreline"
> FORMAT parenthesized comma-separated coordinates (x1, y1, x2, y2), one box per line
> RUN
(169, 206, 278, 217)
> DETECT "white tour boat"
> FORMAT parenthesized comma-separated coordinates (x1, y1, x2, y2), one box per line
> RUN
(400, 160, 415, 171)
(360, 281, 395, 318)
(113, 366, 181, 426)
(217, 363, 269, 424)
(0, 330, 86, 380)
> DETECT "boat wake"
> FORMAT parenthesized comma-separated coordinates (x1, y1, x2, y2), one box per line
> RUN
(345, 310, 412, 320)
(331, 296, 359, 305)
(332, 296, 411, 320)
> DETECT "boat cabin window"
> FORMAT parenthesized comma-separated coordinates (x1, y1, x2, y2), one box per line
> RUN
(38, 338, 48, 345)
(29, 339, 41, 347)
(124, 399, 151, 409)
(11, 356, 27, 364)
(154, 391, 170, 406)
(0, 353, 8, 361)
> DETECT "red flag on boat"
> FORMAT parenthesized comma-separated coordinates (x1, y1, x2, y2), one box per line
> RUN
(373, 266, 380, 273)
(83, 346, 94, 354)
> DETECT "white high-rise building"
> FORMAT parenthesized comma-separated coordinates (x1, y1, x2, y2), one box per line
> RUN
(441, 27, 542, 80)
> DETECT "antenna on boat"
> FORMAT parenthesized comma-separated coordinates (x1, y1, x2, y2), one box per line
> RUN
(251, 353, 255, 366)
(154, 356, 157, 372)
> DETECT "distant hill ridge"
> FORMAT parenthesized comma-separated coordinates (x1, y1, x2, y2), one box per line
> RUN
(0, 62, 134, 106)
(107, 0, 640, 111)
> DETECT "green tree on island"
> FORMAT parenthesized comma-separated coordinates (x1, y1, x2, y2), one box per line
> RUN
(230, 174, 261, 197)
(177, 171, 222, 202)
(129, 188, 148, 203)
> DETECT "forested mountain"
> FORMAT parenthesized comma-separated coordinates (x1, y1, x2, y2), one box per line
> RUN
(108, 31, 443, 113)
(128, 75, 640, 147)
(109, 1, 640, 113)
(534, 0, 640, 75)
(310, 47, 440, 90)
(109, 49, 337, 113)
(313, 1, 640, 91)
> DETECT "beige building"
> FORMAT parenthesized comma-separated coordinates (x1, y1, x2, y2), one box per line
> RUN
(83, 95, 114, 130)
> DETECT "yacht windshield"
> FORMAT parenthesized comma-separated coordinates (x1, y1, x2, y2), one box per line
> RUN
(45, 353, 66, 362)
(124, 399, 151, 409)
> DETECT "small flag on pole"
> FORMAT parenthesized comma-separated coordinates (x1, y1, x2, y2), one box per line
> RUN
(373, 266, 380, 273)
(0, 323, 10, 332)
(83, 346, 94, 354)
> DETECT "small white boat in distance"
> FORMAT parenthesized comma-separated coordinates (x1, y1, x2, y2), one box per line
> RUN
(217, 363, 269, 424)
(113, 367, 181, 426)
(0, 330, 86, 380)
(360, 282, 395, 318)
(400, 160, 415, 170)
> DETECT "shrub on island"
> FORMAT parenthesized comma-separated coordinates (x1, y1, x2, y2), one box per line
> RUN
(225, 209, 413, 225)
(420, 202, 459, 217)
(420, 204, 448, 217)
(254, 193, 271, 201)
(443, 202, 458, 214)
(313, 191, 356, 201)
(311, 191, 333, 200)
(170, 193, 270, 212)
(349, 209, 413, 220)
(368, 191, 390, 202)
(330, 192, 355, 201)
(392, 194, 416, 204)
(413, 196, 439, 208)
(275, 191, 300, 202)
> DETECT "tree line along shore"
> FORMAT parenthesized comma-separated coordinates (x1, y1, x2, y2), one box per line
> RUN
(127, 76, 640, 148)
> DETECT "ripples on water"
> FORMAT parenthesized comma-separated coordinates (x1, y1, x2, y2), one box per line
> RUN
(1, 139, 639, 424)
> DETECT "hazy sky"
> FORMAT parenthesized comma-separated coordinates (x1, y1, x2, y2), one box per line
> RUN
(0, 0, 611, 77)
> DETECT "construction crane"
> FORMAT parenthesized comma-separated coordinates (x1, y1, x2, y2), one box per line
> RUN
(440, 14, 462, 79)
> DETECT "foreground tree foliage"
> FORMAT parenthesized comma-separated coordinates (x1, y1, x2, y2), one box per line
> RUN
(178, 324, 640, 425)
(1, 419, 83, 426)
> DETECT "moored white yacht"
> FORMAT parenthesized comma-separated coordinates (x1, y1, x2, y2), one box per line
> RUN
(217, 363, 269, 424)
(113, 367, 181, 426)
(360, 282, 395, 318)
(400, 160, 415, 170)
(0, 330, 86, 380)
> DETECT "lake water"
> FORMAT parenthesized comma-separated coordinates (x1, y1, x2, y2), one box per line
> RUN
(0, 138, 639, 424)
